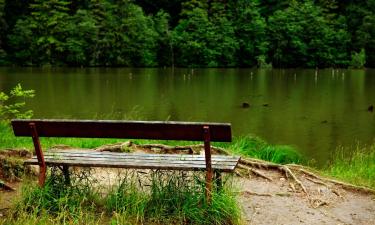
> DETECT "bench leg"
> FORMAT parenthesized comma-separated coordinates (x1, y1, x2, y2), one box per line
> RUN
(39, 165, 47, 186)
(62, 166, 70, 186)
(215, 170, 222, 191)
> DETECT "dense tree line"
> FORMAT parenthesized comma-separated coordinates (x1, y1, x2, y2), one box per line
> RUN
(0, 0, 373, 68)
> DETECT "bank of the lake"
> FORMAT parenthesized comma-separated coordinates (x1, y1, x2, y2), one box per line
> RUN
(1, 122, 374, 189)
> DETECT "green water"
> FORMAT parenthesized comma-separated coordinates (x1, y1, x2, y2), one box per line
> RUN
(1, 67, 374, 165)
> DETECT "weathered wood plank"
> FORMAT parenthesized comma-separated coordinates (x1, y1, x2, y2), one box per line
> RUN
(26, 154, 239, 165)
(40, 156, 239, 164)
(42, 151, 239, 162)
(34, 157, 238, 166)
(26, 159, 237, 169)
(24, 159, 236, 172)
(12, 119, 232, 141)
(46, 149, 237, 158)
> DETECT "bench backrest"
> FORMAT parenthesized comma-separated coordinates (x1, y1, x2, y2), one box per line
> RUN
(11, 119, 232, 142)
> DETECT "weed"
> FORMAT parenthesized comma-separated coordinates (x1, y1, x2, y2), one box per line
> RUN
(2, 168, 241, 225)
(324, 143, 375, 189)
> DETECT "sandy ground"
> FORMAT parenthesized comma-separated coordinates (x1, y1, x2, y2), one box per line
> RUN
(237, 168, 375, 225)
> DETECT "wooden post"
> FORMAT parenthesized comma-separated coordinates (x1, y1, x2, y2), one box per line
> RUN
(215, 170, 222, 191)
(203, 126, 212, 203)
(62, 165, 70, 186)
(29, 123, 46, 186)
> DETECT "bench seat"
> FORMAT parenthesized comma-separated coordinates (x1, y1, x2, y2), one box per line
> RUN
(25, 149, 240, 172)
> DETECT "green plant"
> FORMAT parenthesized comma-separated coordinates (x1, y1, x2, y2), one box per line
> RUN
(324, 143, 375, 189)
(0, 84, 35, 121)
(227, 135, 303, 164)
(349, 48, 366, 68)
(3, 169, 241, 225)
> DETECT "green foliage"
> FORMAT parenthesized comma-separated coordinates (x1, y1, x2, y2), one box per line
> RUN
(1, 0, 374, 67)
(3, 170, 241, 225)
(0, 84, 35, 120)
(267, 0, 350, 68)
(228, 136, 303, 164)
(0, 156, 25, 181)
(324, 144, 375, 189)
(230, 0, 268, 67)
(344, 0, 375, 67)
(173, 1, 238, 67)
(350, 48, 366, 68)
(0, 0, 6, 65)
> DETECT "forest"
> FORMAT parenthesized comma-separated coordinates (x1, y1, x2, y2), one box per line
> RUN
(0, 0, 374, 68)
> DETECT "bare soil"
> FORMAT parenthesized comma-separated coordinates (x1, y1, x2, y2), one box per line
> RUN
(238, 168, 375, 225)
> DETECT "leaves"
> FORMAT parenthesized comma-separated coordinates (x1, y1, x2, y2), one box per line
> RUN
(2, 0, 374, 67)
(0, 84, 35, 120)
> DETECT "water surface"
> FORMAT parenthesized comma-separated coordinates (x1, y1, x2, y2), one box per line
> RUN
(1, 68, 374, 166)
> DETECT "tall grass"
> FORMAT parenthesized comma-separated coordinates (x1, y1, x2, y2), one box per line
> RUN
(224, 135, 303, 164)
(2, 169, 241, 225)
(324, 144, 375, 189)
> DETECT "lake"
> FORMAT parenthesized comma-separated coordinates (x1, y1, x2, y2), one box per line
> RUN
(1, 67, 374, 166)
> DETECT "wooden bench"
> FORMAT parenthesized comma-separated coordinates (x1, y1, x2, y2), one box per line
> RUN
(11, 119, 240, 201)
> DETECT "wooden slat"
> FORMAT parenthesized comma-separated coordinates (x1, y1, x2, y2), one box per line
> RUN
(11, 119, 232, 141)
(27, 157, 237, 167)
(42, 155, 239, 162)
(43, 150, 239, 161)
(24, 151, 240, 172)
(24, 159, 237, 172)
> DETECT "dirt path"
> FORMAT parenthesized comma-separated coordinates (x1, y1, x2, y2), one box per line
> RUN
(237, 168, 375, 225)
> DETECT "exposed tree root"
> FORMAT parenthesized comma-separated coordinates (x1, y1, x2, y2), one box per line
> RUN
(282, 166, 308, 194)
(241, 190, 273, 197)
(287, 165, 375, 195)
(238, 164, 273, 181)
(95, 142, 230, 155)
(95, 141, 133, 152)
(0, 180, 15, 191)
(239, 159, 308, 194)
(306, 177, 329, 187)
(309, 198, 329, 208)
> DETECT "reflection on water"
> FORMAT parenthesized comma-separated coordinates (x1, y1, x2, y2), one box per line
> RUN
(1, 67, 375, 165)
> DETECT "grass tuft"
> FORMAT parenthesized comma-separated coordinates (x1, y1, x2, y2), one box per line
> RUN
(324, 144, 375, 189)
(226, 135, 303, 164)
(2, 169, 241, 225)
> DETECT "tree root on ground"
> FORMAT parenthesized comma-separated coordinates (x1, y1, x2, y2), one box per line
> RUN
(237, 164, 273, 181)
(241, 190, 273, 197)
(240, 158, 375, 195)
(0, 180, 15, 191)
(95, 142, 230, 155)
(240, 159, 308, 195)
(285, 164, 375, 195)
